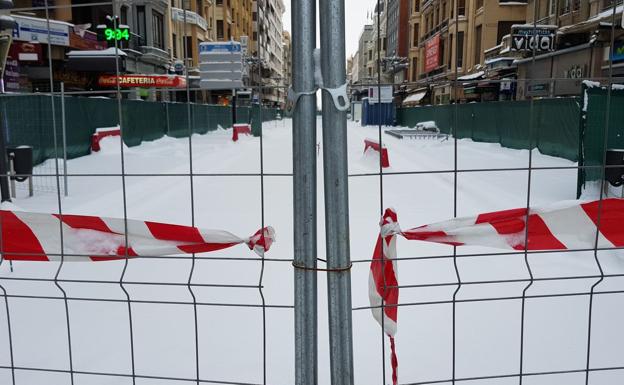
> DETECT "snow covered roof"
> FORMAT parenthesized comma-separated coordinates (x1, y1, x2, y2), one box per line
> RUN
(457, 71, 485, 81)
(485, 57, 516, 65)
(67, 47, 127, 58)
(403, 92, 426, 104)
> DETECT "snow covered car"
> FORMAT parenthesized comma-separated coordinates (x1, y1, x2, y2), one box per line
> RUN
(414, 121, 440, 133)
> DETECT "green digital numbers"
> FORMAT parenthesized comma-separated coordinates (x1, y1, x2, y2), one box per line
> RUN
(104, 28, 130, 41)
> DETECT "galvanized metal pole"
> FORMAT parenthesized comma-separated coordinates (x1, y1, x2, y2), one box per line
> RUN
(319, 0, 354, 383)
(292, 0, 318, 383)
(60, 82, 68, 196)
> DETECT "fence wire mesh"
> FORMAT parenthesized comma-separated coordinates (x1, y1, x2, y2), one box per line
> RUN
(0, 0, 623, 385)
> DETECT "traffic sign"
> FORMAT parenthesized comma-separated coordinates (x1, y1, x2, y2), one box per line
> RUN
(199, 41, 244, 90)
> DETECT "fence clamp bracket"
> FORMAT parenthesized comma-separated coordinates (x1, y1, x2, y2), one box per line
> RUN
(286, 48, 350, 113)
(321, 83, 350, 112)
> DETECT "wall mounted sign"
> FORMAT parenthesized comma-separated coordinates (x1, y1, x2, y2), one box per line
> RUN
(11, 15, 70, 46)
(97, 75, 187, 88)
(510, 25, 556, 52)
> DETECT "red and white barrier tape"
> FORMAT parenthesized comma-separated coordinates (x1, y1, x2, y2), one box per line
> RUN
(369, 198, 624, 384)
(0, 210, 275, 261)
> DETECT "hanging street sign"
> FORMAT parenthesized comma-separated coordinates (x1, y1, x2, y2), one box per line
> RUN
(199, 41, 243, 90)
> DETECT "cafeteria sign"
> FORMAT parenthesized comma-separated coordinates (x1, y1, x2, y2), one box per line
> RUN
(98, 75, 187, 88)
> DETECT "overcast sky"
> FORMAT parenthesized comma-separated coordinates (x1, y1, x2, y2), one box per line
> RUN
(281, 0, 378, 57)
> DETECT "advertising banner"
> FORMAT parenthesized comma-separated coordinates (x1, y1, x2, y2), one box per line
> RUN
(424, 34, 440, 73)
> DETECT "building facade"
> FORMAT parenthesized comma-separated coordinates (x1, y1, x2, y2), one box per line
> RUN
(385, 0, 410, 84)
(10, 0, 174, 96)
(514, 0, 624, 100)
(415, 0, 528, 104)
(251, 0, 284, 107)
(281, 30, 291, 108)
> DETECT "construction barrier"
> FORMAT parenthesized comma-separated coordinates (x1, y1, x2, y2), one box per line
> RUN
(232, 123, 252, 142)
(91, 126, 121, 152)
(396, 97, 581, 162)
(364, 138, 390, 168)
(370, 198, 624, 385)
(577, 83, 624, 196)
(0, 95, 282, 165)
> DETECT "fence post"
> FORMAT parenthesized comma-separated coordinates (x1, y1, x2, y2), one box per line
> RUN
(61, 82, 68, 196)
(292, 0, 318, 383)
(319, 0, 354, 383)
(0, 102, 9, 202)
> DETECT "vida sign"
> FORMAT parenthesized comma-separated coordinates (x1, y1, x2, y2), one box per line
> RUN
(511, 25, 556, 53)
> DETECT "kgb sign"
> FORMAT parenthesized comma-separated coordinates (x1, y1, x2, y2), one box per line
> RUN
(511, 25, 556, 53)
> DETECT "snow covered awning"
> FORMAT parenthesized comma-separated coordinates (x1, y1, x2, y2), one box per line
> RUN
(457, 71, 485, 81)
(67, 47, 127, 58)
(67, 48, 127, 72)
(402, 92, 427, 105)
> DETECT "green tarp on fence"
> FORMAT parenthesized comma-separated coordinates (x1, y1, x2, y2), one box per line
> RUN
(578, 85, 624, 195)
(397, 97, 581, 162)
(0, 95, 281, 165)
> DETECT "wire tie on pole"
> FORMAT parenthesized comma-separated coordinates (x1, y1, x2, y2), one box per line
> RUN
(292, 261, 353, 272)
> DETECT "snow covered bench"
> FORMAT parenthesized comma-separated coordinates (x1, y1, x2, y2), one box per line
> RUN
(364, 139, 390, 168)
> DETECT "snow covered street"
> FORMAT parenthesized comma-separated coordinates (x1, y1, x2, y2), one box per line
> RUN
(2, 118, 623, 385)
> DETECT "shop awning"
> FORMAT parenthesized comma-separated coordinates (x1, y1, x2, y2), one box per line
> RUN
(402, 91, 427, 105)
(457, 71, 485, 81)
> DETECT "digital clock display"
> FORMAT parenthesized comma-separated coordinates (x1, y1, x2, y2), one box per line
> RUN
(104, 28, 130, 41)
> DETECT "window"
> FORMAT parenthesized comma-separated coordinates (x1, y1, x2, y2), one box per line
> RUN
(549, 0, 556, 14)
(561, 0, 571, 13)
(448, 34, 453, 68)
(172, 33, 177, 58)
(439, 37, 445, 66)
(474, 25, 482, 66)
(196, 0, 203, 16)
(458, 0, 466, 16)
(412, 24, 419, 47)
(184, 36, 193, 59)
(457, 31, 464, 68)
(152, 10, 164, 49)
(412, 57, 418, 81)
(476, 0, 483, 10)
(217, 20, 224, 39)
(497, 21, 517, 44)
(136, 6, 146, 46)
(120, 5, 128, 26)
